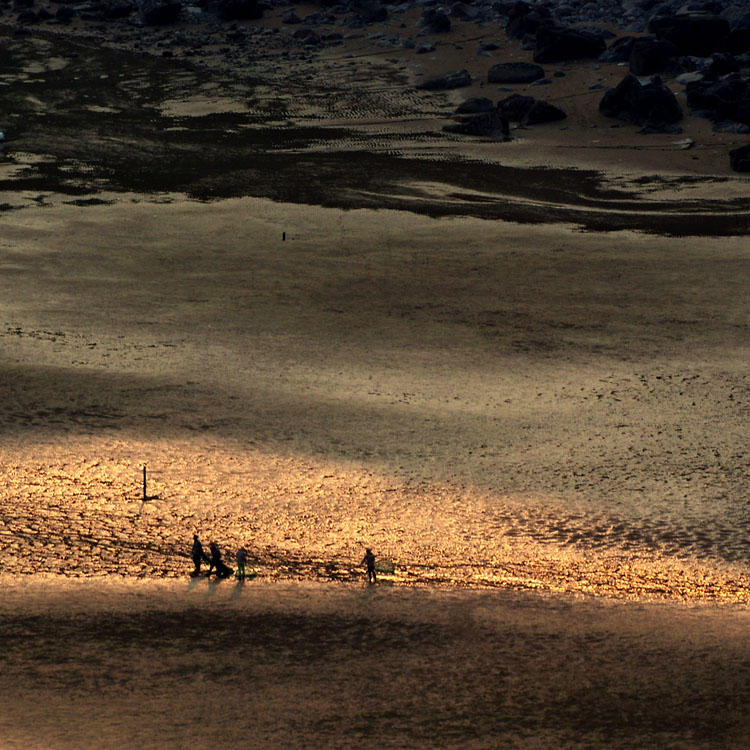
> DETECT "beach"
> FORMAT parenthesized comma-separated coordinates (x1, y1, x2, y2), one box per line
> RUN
(1, 0, 750, 746)
(2, 576, 750, 749)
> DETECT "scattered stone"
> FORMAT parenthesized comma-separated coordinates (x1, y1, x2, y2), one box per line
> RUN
(530, 77, 552, 86)
(416, 69, 472, 90)
(487, 61, 544, 83)
(416, 44, 435, 54)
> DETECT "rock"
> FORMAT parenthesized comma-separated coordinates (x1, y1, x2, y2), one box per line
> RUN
(705, 52, 740, 79)
(443, 108, 510, 137)
(450, 2, 480, 21)
(15, 9, 38, 22)
(675, 71, 705, 84)
(524, 99, 566, 124)
(506, 0, 552, 39)
(419, 7, 450, 33)
(628, 38, 680, 75)
(352, 0, 387, 24)
(281, 9, 300, 23)
(648, 14, 730, 56)
(215, 0, 261, 19)
(599, 35, 636, 63)
(141, 0, 182, 24)
(639, 122, 683, 133)
(293, 28, 320, 44)
(599, 74, 683, 127)
(673, 137, 695, 149)
(686, 75, 750, 122)
(416, 69, 472, 91)
(54, 5, 74, 20)
(713, 120, 750, 134)
(487, 61, 545, 84)
(729, 143, 750, 172)
(728, 28, 750, 56)
(102, 0, 136, 19)
(455, 96, 495, 113)
(497, 92, 535, 120)
(533, 25, 607, 63)
(416, 44, 435, 54)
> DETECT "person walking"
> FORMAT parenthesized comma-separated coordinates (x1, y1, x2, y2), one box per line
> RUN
(191, 534, 208, 576)
(236, 546, 247, 580)
(362, 548, 377, 584)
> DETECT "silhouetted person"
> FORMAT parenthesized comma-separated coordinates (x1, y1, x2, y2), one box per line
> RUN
(191, 534, 208, 576)
(362, 548, 377, 584)
(236, 546, 247, 580)
(207, 541, 233, 579)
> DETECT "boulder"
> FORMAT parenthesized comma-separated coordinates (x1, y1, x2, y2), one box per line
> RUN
(416, 69, 472, 91)
(505, 0, 552, 39)
(455, 96, 496, 113)
(524, 99, 566, 124)
(729, 143, 750, 172)
(419, 7, 451, 33)
(141, 0, 181, 24)
(443, 109, 510, 138)
(686, 75, 749, 119)
(628, 39, 680, 75)
(599, 74, 683, 127)
(533, 25, 607, 63)
(497, 92, 535, 121)
(487, 61, 545, 83)
(648, 14, 730, 56)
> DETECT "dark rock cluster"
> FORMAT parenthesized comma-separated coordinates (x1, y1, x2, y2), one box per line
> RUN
(2, 0, 749, 171)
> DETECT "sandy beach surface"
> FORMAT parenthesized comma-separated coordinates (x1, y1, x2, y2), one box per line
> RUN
(1, 1, 750, 746)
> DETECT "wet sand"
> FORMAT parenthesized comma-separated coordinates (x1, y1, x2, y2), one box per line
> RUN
(2, 576, 750, 750)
